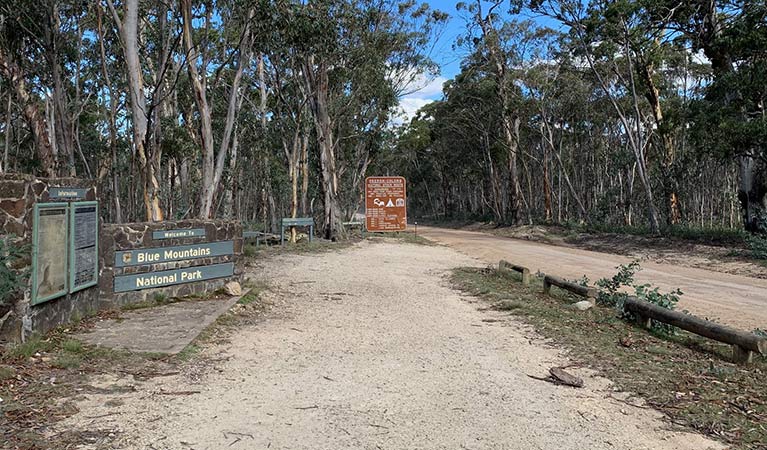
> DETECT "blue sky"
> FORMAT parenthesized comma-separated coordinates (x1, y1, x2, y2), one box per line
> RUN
(394, 0, 467, 121)
(395, 0, 562, 121)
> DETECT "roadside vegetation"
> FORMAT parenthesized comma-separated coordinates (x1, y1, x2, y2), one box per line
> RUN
(451, 266, 767, 449)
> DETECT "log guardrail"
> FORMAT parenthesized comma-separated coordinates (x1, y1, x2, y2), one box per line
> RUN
(495, 262, 765, 364)
(624, 296, 767, 363)
(498, 260, 531, 285)
(543, 275, 597, 300)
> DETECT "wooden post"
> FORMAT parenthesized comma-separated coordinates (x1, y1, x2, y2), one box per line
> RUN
(732, 345, 754, 364)
(624, 296, 767, 364)
(499, 260, 531, 285)
(636, 314, 651, 329)
(542, 275, 597, 299)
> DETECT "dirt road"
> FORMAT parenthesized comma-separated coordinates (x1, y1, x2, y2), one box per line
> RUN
(419, 226, 767, 331)
(60, 241, 720, 449)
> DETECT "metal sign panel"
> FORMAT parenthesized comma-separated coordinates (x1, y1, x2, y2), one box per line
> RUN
(115, 241, 234, 267)
(32, 203, 69, 305)
(365, 176, 407, 232)
(152, 228, 206, 240)
(113, 262, 234, 293)
(69, 202, 99, 293)
(50, 187, 87, 200)
(282, 217, 314, 227)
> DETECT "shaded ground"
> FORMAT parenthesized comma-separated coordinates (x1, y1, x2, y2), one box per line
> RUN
(419, 226, 767, 331)
(52, 240, 721, 450)
(75, 294, 242, 354)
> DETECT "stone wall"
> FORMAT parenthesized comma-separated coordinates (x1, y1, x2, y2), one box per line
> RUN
(0, 173, 243, 343)
(99, 220, 243, 308)
(0, 174, 98, 341)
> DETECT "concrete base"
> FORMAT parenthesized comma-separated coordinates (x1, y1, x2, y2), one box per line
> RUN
(75, 294, 242, 354)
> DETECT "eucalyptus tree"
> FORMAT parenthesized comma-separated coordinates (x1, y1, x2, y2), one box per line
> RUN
(180, 0, 255, 219)
(265, 0, 445, 239)
(456, 0, 524, 224)
(105, 0, 185, 221)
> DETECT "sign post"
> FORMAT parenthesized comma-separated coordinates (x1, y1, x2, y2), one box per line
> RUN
(365, 176, 407, 232)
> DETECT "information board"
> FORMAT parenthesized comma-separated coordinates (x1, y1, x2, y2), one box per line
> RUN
(32, 203, 69, 304)
(70, 202, 99, 292)
(365, 176, 407, 232)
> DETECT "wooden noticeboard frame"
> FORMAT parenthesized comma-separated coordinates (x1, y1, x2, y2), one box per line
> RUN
(365, 176, 407, 232)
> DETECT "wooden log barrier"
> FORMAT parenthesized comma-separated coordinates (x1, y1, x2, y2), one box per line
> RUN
(543, 275, 597, 300)
(498, 260, 531, 285)
(624, 296, 767, 364)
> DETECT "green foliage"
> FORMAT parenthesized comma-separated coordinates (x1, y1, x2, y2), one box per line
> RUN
(0, 236, 29, 309)
(596, 261, 682, 334)
(595, 261, 640, 307)
(746, 235, 767, 260)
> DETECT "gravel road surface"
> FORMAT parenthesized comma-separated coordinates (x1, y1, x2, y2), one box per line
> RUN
(60, 240, 722, 450)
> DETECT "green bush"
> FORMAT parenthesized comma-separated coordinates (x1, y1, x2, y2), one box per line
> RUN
(0, 236, 29, 309)
(596, 260, 682, 334)
(595, 261, 641, 307)
(747, 235, 767, 260)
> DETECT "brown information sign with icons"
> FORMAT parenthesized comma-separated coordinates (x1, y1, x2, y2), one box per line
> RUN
(365, 176, 407, 232)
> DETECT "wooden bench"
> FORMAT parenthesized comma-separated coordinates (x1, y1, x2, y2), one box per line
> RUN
(498, 260, 530, 285)
(281, 217, 314, 245)
(543, 275, 597, 301)
(624, 296, 767, 364)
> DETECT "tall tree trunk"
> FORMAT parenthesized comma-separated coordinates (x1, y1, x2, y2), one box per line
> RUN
(182, 1, 252, 219)
(106, 0, 163, 221)
(97, 4, 122, 222)
(476, 0, 520, 224)
(303, 55, 342, 240)
(0, 48, 56, 177)
(301, 131, 309, 216)
(2, 93, 10, 174)
(640, 61, 681, 225)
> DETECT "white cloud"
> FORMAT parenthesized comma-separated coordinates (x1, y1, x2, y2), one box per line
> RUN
(392, 97, 434, 124)
(403, 74, 447, 98)
(392, 74, 447, 124)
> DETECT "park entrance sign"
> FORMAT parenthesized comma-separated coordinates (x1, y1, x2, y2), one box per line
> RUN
(365, 176, 407, 232)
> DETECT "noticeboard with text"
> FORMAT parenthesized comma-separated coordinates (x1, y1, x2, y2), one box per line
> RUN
(365, 176, 407, 232)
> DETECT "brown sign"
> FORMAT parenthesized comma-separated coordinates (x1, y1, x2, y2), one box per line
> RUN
(365, 176, 407, 232)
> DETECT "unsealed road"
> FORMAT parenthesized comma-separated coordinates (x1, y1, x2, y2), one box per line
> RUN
(419, 226, 767, 331)
(62, 241, 721, 449)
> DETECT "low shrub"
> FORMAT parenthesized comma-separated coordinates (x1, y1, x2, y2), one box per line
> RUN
(596, 260, 682, 334)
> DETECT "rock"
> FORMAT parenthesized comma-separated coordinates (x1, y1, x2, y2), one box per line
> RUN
(224, 281, 242, 297)
(549, 367, 584, 388)
(571, 300, 593, 311)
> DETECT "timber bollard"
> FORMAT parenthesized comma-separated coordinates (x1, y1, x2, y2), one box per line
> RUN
(542, 275, 597, 301)
(624, 296, 767, 364)
(498, 260, 531, 285)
